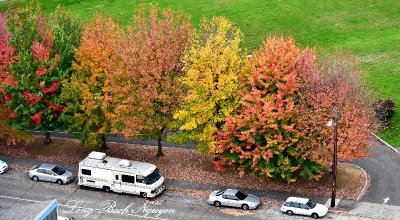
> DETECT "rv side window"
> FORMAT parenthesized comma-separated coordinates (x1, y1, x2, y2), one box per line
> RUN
(122, 175, 135, 184)
(115, 175, 119, 180)
(136, 175, 145, 183)
(81, 169, 91, 176)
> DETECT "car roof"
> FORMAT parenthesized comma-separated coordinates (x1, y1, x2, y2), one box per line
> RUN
(39, 164, 57, 170)
(285, 197, 310, 203)
(0, 160, 5, 163)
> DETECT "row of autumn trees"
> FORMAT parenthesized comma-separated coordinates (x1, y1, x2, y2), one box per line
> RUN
(0, 4, 375, 182)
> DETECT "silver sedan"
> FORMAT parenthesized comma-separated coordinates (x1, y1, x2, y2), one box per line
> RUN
(207, 189, 261, 210)
(29, 164, 74, 185)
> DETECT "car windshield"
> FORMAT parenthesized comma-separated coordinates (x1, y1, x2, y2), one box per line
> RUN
(235, 191, 248, 200)
(306, 200, 316, 208)
(216, 190, 226, 196)
(51, 166, 66, 175)
(145, 168, 161, 185)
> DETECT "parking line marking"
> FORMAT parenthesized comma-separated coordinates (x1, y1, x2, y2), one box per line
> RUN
(0, 195, 41, 203)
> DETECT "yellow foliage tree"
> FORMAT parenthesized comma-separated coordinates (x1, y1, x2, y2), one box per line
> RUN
(171, 17, 248, 154)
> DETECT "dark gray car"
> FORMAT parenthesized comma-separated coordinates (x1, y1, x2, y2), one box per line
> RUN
(29, 164, 74, 185)
(207, 189, 261, 210)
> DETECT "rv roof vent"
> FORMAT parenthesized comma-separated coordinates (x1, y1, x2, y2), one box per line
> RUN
(88, 151, 106, 160)
(119, 159, 131, 168)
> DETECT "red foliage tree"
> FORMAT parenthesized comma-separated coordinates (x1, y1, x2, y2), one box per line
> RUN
(295, 52, 375, 166)
(0, 13, 16, 94)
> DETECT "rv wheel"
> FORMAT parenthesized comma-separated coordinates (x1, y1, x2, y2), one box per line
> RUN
(141, 192, 147, 198)
(103, 186, 110, 192)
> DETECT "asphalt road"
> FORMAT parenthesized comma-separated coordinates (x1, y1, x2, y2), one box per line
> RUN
(0, 170, 386, 220)
(33, 131, 400, 206)
(351, 139, 400, 206)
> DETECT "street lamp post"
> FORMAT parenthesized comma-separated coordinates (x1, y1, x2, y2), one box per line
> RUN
(328, 108, 338, 208)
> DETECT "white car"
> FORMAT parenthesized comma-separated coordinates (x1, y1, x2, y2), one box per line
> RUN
(0, 160, 8, 174)
(207, 189, 261, 210)
(281, 197, 328, 219)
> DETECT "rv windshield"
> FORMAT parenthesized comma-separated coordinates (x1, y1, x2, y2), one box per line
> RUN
(145, 168, 161, 185)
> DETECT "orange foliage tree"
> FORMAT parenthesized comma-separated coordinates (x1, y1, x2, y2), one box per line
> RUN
(60, 15, 121, 148)
(215, 37, 375, 182)
(215, 37, 316, 182)
(105, 6, 191, 156)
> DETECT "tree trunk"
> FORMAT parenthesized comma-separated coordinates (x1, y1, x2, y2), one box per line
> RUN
(100, 135, 108, 150)
(44, 132, 52, 145)
(157, 136, 164, 157)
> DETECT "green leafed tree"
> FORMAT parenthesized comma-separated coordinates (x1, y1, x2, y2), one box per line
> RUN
(170, 17, 248, 155)
(3, 4, 82, 144)
(0, 13, 33, 144)
(60, 15, 120, 149)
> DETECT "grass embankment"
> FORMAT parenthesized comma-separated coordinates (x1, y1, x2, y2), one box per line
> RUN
(1, 0, 399, 146)
(1, 137, 367, 200)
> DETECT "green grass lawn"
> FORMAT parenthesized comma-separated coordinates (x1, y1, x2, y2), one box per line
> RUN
(1, 0, 400, 146)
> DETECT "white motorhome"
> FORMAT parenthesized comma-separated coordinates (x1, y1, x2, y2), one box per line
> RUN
(78, 151, 165, 198)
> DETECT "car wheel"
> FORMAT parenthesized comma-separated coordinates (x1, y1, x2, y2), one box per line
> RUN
(214, 201, 221, 207)
(312, 213, 319, 219)
(242, 204, 249, 210)
(56, 179, 63, 185)
(32, 176, 39, 182)
(286, 210, 293, 216)
(103, 186, 110, 192)
(141, 192, 147, 198)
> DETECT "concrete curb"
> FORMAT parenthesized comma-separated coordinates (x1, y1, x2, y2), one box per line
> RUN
(371, 133, 399, 155)
(342, 163, 369, 201)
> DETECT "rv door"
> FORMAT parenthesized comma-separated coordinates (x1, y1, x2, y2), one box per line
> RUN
(121, 174, 139, 195)
(113, 173, 122, 192)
